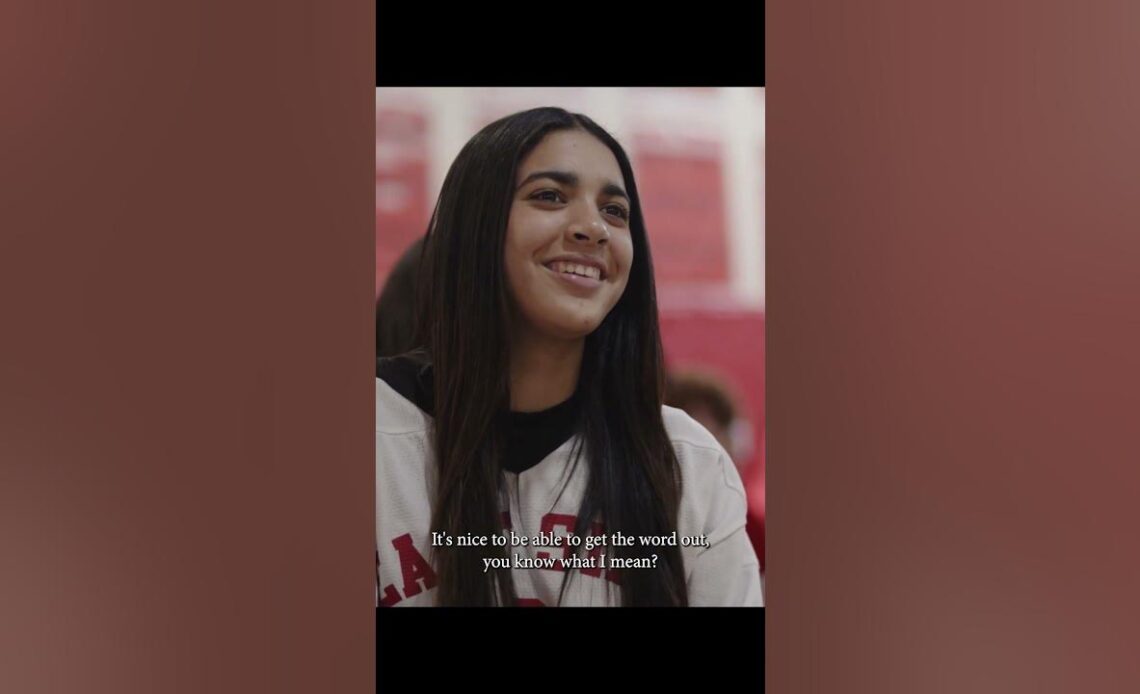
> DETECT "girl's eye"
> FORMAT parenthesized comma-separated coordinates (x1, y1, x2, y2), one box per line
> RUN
(532, 190, 564, 203)
(603, 204, 630, 221)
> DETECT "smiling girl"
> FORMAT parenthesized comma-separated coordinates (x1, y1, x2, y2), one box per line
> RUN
(376, 107, 762, 607)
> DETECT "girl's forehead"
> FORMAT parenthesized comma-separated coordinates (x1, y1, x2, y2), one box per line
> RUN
(517, 130, 623, 179)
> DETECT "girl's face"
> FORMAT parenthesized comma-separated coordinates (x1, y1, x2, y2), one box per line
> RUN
(504, 129, 635, 342)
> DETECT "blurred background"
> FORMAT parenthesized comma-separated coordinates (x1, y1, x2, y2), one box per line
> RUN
(376, 87, 765, 568)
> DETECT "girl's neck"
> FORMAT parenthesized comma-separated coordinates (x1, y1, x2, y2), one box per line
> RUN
(509, 329, 583, 413)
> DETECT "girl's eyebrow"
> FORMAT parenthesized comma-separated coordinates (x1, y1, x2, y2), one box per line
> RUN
(516, 169, 629, 201)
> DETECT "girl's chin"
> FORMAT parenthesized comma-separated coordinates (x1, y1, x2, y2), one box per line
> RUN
(524, 313, 605, 342)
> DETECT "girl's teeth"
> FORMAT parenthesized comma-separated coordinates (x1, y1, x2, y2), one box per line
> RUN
(550, 261, 600, 280)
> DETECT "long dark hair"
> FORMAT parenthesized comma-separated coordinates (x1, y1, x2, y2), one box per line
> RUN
(417, 107, 687, 606)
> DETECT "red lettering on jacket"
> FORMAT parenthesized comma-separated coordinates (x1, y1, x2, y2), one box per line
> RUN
(377, 550, 403, 606)
(535, 514, 620, 584)
(379, 583, 402, 607)
(536, 513, 577, 568)
(391, 533, 437, 597)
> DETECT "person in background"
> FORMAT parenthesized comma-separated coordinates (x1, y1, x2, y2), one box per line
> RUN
(376, 237, 424, 361)
(665, 369, 765, 573)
